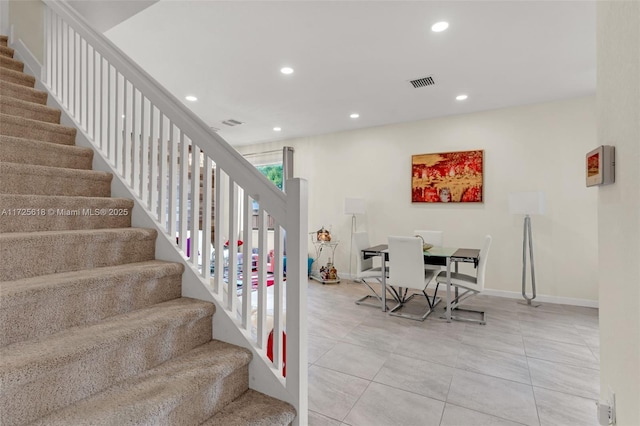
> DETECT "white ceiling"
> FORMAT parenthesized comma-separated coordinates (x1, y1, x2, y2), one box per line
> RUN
(102, 1, 596, 146)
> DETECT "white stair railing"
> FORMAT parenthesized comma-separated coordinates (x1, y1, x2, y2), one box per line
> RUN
(39, 1, 307, 422)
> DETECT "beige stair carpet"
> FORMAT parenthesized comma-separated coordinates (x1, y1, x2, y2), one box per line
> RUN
(0, 135, 94, 170)
(0, 34, 296, 425)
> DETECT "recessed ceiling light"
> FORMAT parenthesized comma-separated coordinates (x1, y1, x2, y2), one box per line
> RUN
(280, 67, 294, 75)
(431, 21, 449, 32)
(456, 94, 468, 101)
(350, 113, 360, 119)
(185, 95, 198, 102)
(273, 127, 282, 132)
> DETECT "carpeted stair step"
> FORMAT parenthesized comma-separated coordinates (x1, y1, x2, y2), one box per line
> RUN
(201, 389, 297, 426)
(0, 80, 48, 105)
(0, 66, 34, 88)
(0, 113, 76, 145)
(0, 95, 61, 123)
(0, 45, 14, 58)
(0, 227, 156, 281)
(0, 35, 7, 46)
(0, 194, 132, 232)
(0, 135, 93, 169)
(0, 55, 23, 73)
(26, 341, 249, 426)
(0, 297, 215, 426)
(0, 162, 111, 197)
(0, 260, 184, 347)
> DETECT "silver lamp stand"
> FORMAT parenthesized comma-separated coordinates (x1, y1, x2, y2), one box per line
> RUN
(344, 198, 365, 279)
(518, 214, 541, 307)
(348, 214, 356, 277)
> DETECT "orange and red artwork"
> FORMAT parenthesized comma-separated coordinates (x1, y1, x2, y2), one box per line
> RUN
(587, 152, 599, 177)
(411, 150, 483, 203)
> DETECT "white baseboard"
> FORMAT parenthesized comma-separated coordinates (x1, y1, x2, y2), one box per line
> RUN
(482, 288, 598, 308)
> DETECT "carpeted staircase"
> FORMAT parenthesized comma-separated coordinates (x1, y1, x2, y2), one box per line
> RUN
(0, 34, 296, 426)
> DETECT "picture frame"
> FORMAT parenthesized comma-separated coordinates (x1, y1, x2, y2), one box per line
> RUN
(411, 150, 484, 203)
(586, 145, 615, 187)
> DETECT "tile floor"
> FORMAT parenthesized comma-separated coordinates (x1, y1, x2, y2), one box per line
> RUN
(306, 279, 600, 426)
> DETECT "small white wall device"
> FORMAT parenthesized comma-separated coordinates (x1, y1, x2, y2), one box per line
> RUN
(586, 145, 615, 187)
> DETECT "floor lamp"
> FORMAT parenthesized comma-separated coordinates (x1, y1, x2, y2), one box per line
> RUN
(344, 198, 366, 278)
(509, 191, 546, 307)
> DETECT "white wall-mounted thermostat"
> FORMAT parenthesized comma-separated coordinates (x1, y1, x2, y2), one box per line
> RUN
(586, 145, 615, 187)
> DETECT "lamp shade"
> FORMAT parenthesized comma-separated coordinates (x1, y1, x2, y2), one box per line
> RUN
(344, 198, 366, 215)
(508, 191, 546, 215)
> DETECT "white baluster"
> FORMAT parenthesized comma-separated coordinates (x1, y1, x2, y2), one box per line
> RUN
(257, 206, 268, 349)
(178, 133, 189, 256)
(202, 157, 213, 279)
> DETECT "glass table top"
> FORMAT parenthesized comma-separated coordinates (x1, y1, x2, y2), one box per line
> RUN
(423, 246, 458, 257)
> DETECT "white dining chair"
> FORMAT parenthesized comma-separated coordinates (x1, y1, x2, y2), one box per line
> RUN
(436, 235, 492, 325)
(414, 229, 445, 274)
(352, 231, 389, 309)
(387, 236, 441, 321)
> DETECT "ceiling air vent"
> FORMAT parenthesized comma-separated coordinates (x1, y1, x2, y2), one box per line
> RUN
(222, 119, 244, 127)
(409, 76, 435, 88)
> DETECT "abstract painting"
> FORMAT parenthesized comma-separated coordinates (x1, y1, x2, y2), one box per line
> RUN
(411, 150, 484, 203)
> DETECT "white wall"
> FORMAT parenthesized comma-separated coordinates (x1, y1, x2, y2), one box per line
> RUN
(1, 1, 9, 36)
(8, 0, 44, 64)
(597, 1, 640, 424)
(237, 96, 599, 303)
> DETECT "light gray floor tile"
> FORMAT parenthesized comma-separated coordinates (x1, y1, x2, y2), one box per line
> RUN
(392, 334, 462, 368)
(373, 353, 455, 401)
(343, 382, 445, 426)
(581, 332, 600, 351)
(364, 310, 419, 332)
(534, 387, 599, 426)
(403, 322, 465, 344)
(517, 309, 577, 326)
(340, 323, 405, 353)
(536, 302, 598, 318)
(456, 345, 531, 384)
(480, 312, 523, 335)
(440, 404, 527, 426)
(528, 358, 600, 399)
(309, 335, 339, 364)
(315, 341, 390, 380)
(309, 410, 342, 426)
(574, 322, 600, 338)
(591, 347, 600, 363)
(467, 297, 532, 315)
(447, 370, 540, 426)
(460, 327, 526, 356)
(309, 316, 359, 340)
(518, 319, 586, 345)
(523, 337, 599, 370)
(417, 315, 468, 334)
(308, 365, 369, 421)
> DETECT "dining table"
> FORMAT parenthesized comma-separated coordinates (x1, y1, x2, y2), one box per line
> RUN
(361, 244, 480, 322)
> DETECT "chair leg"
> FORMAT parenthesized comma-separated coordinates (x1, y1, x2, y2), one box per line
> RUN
(426, 283, 441, 309)
(444, 288, 486, 325)
(355, 279, 390, 310)
(355, 279, 383, 308)
(388, 292, 442, 321)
